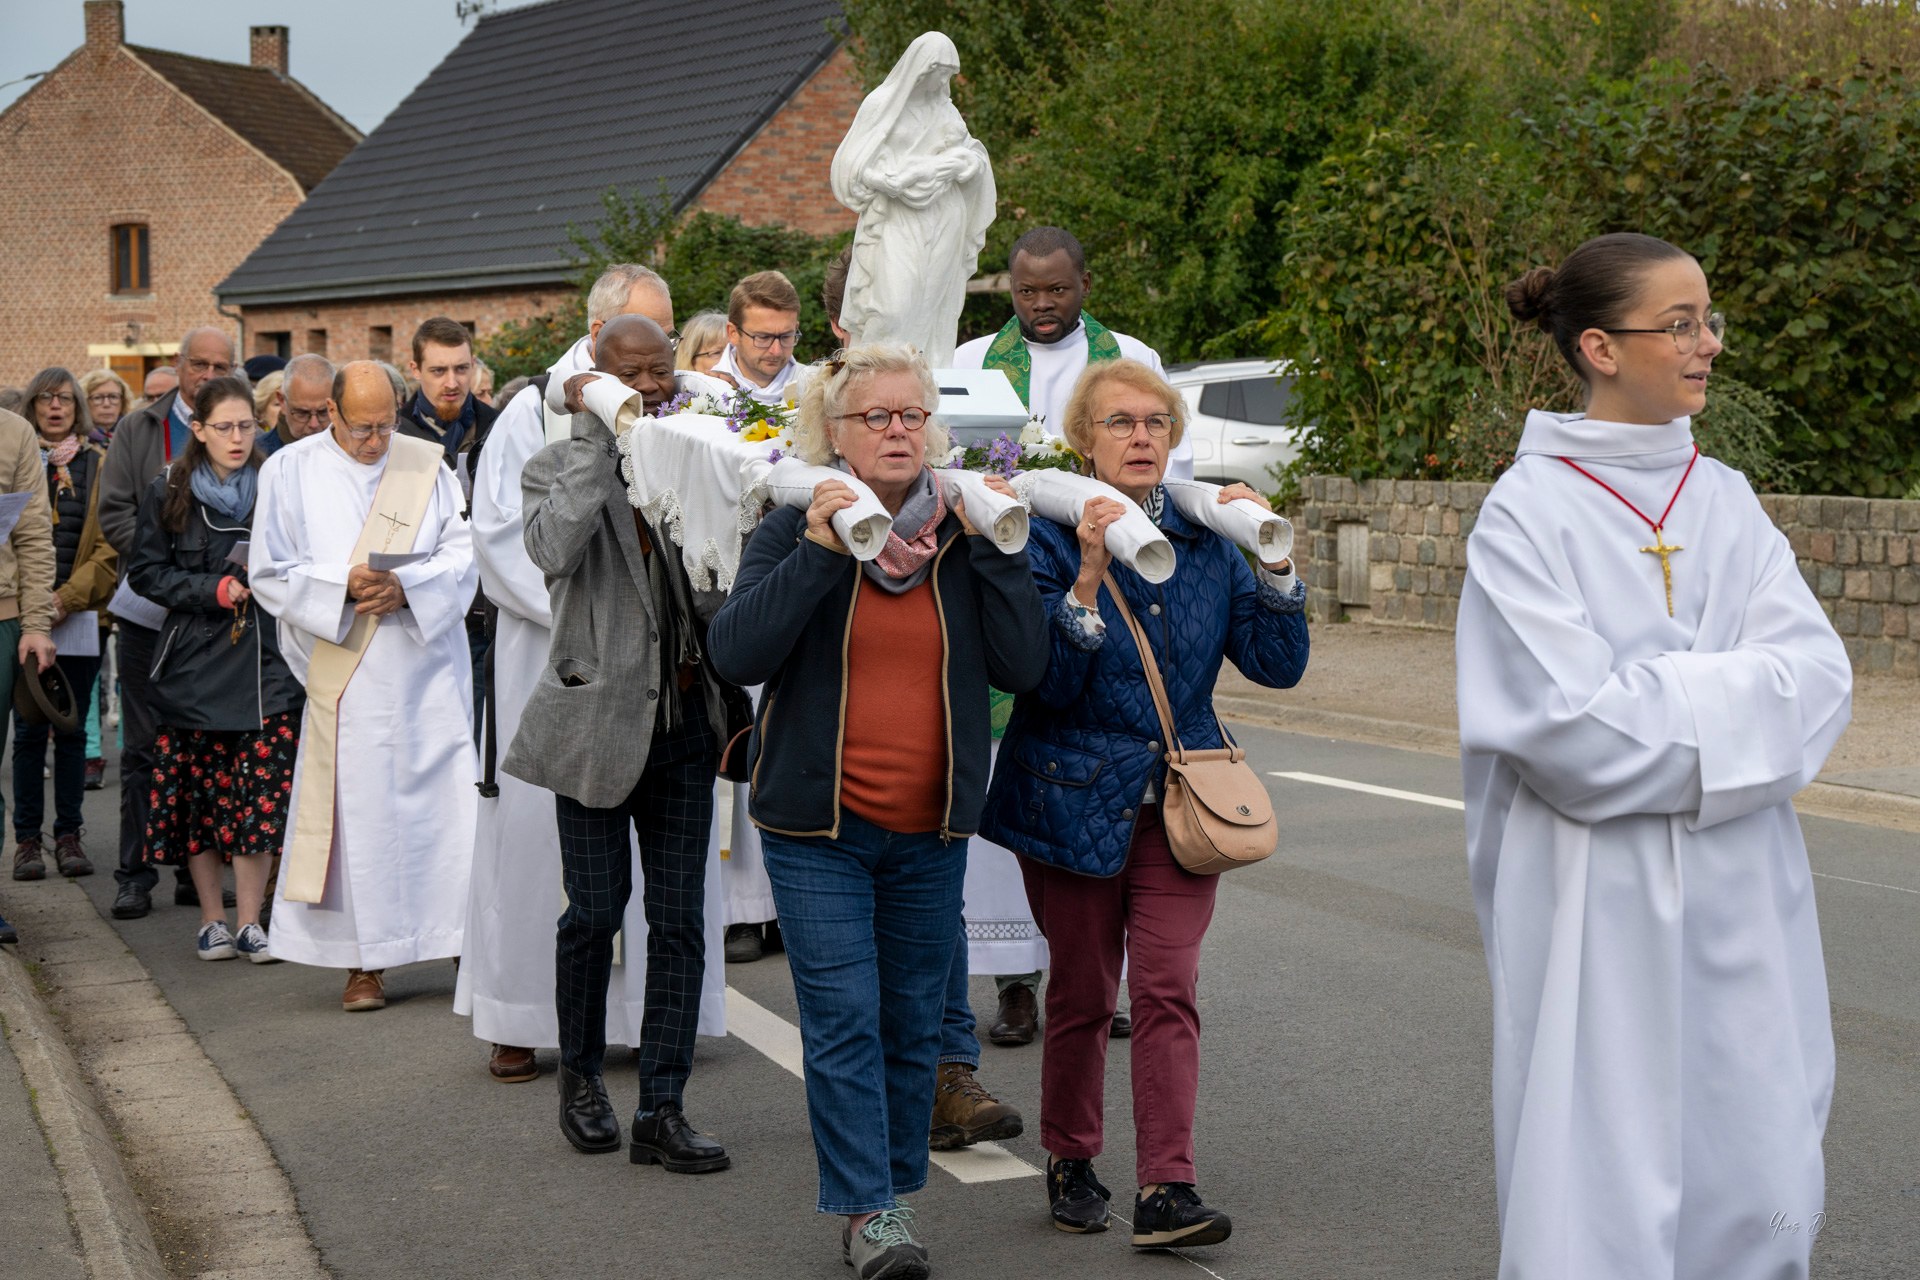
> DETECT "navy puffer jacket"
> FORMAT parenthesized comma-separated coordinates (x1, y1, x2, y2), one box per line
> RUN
(980, 496, 1309, 877)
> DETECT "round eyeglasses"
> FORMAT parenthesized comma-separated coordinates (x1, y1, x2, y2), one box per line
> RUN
(1100, 412, 1176, 439)
(1603, 311, 1726, 355)
(838, 407, 929, 432)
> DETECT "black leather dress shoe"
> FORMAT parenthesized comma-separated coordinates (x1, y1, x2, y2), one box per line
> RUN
(630, 1102, 730, 1173)
(558, 1067, 621, 1153)
(111, 883, 151, 920)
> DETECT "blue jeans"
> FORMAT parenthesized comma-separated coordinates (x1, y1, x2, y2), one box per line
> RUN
(13, 652, 102, 839)
(761, 811, 967, 1215)
(941, 922, 981, 1067)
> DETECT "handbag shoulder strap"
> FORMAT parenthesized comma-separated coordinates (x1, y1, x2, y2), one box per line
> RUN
(1101, 572, 1182, 756)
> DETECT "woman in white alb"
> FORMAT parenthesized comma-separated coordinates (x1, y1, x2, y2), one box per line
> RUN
(1457, 232, 1852, 1280)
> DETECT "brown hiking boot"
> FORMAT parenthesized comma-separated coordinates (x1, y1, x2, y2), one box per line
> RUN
(342, 968, 387, 1011)
(929, 1062, 1023, 1151)
(54, 833, 93, 878)
(11, 836, 46, 881)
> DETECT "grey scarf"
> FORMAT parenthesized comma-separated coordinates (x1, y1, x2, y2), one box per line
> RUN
(838, 462, 946, 594)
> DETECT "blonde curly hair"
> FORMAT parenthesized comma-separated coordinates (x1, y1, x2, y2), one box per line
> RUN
(1058, 358, 1186, 473)
(789, 343, 951, 467)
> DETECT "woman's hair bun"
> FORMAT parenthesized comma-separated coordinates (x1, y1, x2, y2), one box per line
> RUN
(1504, 265, 1556, 328)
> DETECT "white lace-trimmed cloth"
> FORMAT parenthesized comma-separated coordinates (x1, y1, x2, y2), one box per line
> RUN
(567, 374, 892, 590)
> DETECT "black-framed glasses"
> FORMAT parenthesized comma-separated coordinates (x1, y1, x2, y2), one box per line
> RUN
(342, 421, 398, 441)
(34, 391, 76, 407)
(1100, 412, 1176, 439)
(740, 328, 800, 351)
(87, 392, 123, 407)
(1603, 311, 1726, 354)
(283, 405, 329, 425)
(838, 407, 929, 432)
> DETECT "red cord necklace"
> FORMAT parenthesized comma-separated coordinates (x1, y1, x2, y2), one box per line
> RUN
(1558, 444, 1699, 617)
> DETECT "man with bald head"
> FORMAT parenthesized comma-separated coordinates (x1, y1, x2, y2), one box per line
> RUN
(456, 267, 724, 1087)
(101, 325, 237, 919)
(250, 361, 479, 1012)
(497, 313, 739, 1171)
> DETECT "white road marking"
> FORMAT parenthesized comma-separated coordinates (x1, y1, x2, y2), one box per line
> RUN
(1270, 771, 1465, 811)
(724, 987, 1041, 1183)
(1271, 772, 1918, 896)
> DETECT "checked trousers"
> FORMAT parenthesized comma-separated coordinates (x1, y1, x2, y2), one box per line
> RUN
(553, 694, 717, 1111)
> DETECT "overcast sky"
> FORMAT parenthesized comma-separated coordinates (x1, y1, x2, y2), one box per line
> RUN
(0, 0, 541, 132)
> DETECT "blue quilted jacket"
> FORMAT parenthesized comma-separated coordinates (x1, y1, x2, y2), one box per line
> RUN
(979, 496, 1309, 877)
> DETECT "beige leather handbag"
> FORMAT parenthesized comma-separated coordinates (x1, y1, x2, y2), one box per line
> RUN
(1103, 574, 1277, 875)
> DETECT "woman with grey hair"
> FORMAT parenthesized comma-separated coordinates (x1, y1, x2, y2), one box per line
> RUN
(673, 311, 728, 376)
(708, 343, 1048, 1279)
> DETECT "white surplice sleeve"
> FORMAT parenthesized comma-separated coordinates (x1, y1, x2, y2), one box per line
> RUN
(249, 449, 355, 646)
(471, 386, 553, 628)
(392, 466, 479, 647)
(1457, 488, 1850, 830)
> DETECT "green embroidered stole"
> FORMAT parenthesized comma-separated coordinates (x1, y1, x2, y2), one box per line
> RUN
(981, 314, 1123, 409)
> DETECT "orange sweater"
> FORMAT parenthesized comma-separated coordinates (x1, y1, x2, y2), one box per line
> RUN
(841, 577, 947, 833)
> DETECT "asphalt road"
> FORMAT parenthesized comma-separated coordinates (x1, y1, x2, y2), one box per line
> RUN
(59, 724, 1920, 1279)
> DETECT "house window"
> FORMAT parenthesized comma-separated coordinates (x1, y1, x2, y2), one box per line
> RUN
(111, 223, 150, 293)
(368, 325, 392, 363)
(306, 328, 329, 357)
(256, 331, 292, 359)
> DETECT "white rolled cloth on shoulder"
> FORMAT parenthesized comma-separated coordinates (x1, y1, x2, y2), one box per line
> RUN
(936, 469, 1028, 554)
(1163, 479, 1292, 564)
(546, 368, 735, 417)
(1011, 470, 1175, 583)
(762, 459, 893, 562)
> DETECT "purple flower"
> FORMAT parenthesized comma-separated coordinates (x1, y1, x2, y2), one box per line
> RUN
(654, 389, 694, 418)
(766, 448, 783, 464)
(986, 432, 1022, 478)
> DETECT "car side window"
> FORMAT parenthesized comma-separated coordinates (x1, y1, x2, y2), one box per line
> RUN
(1197, 381, 1231, 418)
(1236, 377, 1292, 426)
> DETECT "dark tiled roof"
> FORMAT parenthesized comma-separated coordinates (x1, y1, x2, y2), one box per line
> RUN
(217, 0, 845, 305)
(128, 46, 360, 193)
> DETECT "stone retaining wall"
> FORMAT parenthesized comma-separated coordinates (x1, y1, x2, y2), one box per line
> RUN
(1297, 476, 1920, 677)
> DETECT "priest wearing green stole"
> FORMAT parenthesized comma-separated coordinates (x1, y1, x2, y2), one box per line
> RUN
(954, 226, 1192, 481)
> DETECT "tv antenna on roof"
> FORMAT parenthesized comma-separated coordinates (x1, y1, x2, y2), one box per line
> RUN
(455, 0, 495, 26)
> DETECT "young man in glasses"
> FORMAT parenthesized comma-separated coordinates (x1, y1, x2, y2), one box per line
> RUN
(710, 270, 806, 405)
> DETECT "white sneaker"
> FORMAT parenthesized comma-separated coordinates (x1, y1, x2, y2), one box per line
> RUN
(234, 923, 279, 965)
(196, 921, 237, 961)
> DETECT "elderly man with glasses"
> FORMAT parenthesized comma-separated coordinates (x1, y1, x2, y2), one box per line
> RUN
(708, 269, 807, 405)
(99, 325, 238, 920)
(248, 361, 479, 1013)
(261, 354, 335, 455)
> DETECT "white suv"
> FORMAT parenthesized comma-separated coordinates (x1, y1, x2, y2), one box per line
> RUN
(1166, 359, 1299, 491)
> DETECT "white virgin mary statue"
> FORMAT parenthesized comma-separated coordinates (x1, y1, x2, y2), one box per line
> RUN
(831, 31, 996, 366)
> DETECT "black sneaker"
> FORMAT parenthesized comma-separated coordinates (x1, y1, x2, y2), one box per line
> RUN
(1047, 1157, 1111, 1233)
(1130, 1183, 1231, 1249)
(111, 882, 151, 920)
(723, 922, 763, 964)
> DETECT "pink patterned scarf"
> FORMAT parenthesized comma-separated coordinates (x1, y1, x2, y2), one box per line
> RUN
(871, 470, 948, 585)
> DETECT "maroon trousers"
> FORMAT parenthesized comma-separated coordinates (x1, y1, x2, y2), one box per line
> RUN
(1020, 805, 1219, 1186)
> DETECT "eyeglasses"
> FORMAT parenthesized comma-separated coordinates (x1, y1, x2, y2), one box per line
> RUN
(1099, 412, 1176, 439)
(182, 358, 233, 376)
(342, 422, 398, 441)
(33, 392, 75, 407)
(692, 348, 724, 363)
(739, 328, 801, 351)
(201, 419, 259, 438)
(283, 406, 329, 425)
(837, 407, 929, 432)
(87, 392, 122, 407)
(1603, 311, 1726, 354)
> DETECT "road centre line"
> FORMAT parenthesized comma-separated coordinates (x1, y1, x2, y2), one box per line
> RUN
(1269, 771, 1465, 811)
(723, 986, 1040, 1183)
(1270, 772, 1918, 896)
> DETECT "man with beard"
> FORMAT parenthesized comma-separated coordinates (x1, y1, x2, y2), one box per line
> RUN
(955, 226, 1192, 480)
(503, 315, 733, 1172)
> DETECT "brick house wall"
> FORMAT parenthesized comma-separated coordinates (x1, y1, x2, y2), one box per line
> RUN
(1297, 476, 1920, 678)
(237, 287, 559, 365)
(0, 6, 304, 386)
(691, 46, 860, 238)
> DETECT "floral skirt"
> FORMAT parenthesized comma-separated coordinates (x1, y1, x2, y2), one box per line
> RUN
(146, 712, 299, 865)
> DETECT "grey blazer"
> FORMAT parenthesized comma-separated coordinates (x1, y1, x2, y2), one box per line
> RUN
(501, 410, 725, 809)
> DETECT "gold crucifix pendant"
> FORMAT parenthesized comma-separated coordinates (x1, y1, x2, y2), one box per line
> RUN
(1640, 525, 1683, 617)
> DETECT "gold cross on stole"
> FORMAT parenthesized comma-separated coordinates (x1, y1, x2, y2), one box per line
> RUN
(1639, 526, 1683, 617)
(376, 511, 411, 551)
